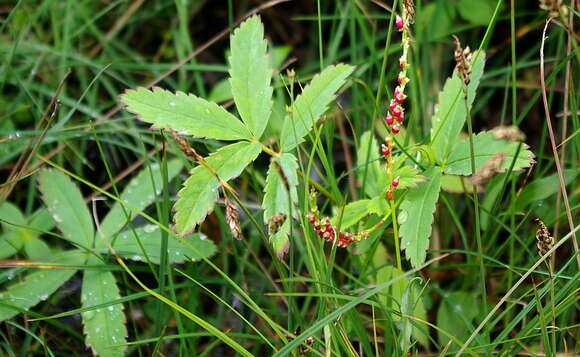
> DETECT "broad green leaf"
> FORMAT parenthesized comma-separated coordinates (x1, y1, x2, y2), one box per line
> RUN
(24, 238, 51, 259)
(208, 79, 232, 103)
(280, 64, 355, 151)
(262, 153, 299, 258)
(437, 291, 480, 349)
(331, 199, 371, 230)
(514, 169, 578, 211)
(444, 132, 535, 175)
(29, 208, 56, 232)
(399, 279, 429, 350)
(399, 168, 442, 268)
(356, 131, 387, 197)
(208, 46, 291, 104)
(270, 220, 291, 259)
(38, 170, 94, 248)
(98, 159, 183, 241)
(458, 0, 495, 25)
(82, 256, 127, 357)
(0, 233, 20, 259)
(103, 225, 216, 264)
(0, 251, 84, 321)
(175, 141, 262, 235)
(441, 174, 482, 193)
(430, 52, 485, 163)
(121, 87, 253, 141)
(229, 15, 273, 138)
(0, 202, 25, 255)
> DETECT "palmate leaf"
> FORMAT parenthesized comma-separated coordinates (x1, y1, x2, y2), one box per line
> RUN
(99, 225, 216, 264)
(280, 64, 355, 151)
(0, 251, 85, 321)
(175, 141, 262, 235)
(444, 131, 535, 175)
(262, 153, 299, 258)
(81, 256, 127, 357)
(229, 15, 273, 138)
(98, 159, 183, 241)
(356, 131, 387, 197)
(399, 168, 442, 268)
(38, 170, 94, 248)
(121, 87, 253, 141)
(430, 51, 485, 163)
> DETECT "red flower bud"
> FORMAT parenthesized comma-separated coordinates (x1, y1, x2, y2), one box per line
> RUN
(381, 144, 390, 157)
(385, 115, 394, 125)
(392, 124, 400, 134)
(396, 112, 405, 123)
(391, 176, 400, 187)
(395, 15, 404, 30)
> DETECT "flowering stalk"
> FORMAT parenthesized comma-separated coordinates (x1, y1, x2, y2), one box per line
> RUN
(307, 189, 368, 248)
(383, 1, 414, 270)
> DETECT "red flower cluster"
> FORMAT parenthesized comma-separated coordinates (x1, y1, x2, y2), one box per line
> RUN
(307, 214, 357, 248)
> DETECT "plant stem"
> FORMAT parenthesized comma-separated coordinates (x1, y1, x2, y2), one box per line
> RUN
(389, 199, 402, 271)
(463, 81, 489, 342)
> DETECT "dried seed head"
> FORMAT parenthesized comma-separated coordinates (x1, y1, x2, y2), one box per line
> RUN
(452, 35, 472, 85)
(539, 0, 568, 17)
(471, 152, 505, 184)
(492, 125, 526, 142)
(534, 218, 554, 257)
(269, 213, 287, 234)
(403, 0, 415, 22)
(225, 198, 243, 240)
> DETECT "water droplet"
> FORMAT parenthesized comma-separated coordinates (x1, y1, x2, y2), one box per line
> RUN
(204, 109, 210, 114)
(108, 306, 115, 311)
(398, 211, 408, 224)
(53, 215, 63, 223)
(169, 101, 176, 107)
(132, 255, 142, 261)
(96, 327, 101, 333)
(199, 235, 207, 241)
(7, 271, 15, 280)
(83, 310, 96, 320)
(454, 304, 462, 312)
(39, 294, 49, 301)
(406, 241, 411, 246)
(143, 225, 157, 233)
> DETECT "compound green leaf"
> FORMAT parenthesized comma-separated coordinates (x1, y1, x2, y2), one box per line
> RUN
(430, 52, 485, 163)
(81, 256, 127, 357)
(280, 64, 354, 151)
(104, 225, 216, 264)
(444, 132, 535, 176)
(38, 170, 94, 248)
(121, 87, 253, 141)
(229, 15, 273, 138)
(262, 153, 299, 258)
(98, 159, 183, 241)
(175, 141, 262, 235)
(399, 168, 442, 268)
(0, 251, 84, 321)
(356, 131, 387, 197)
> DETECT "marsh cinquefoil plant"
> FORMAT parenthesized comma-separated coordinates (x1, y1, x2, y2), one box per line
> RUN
(0, 162, 215, 356)
(122, 13, 535, 268)
(121, 16, 354, 257)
